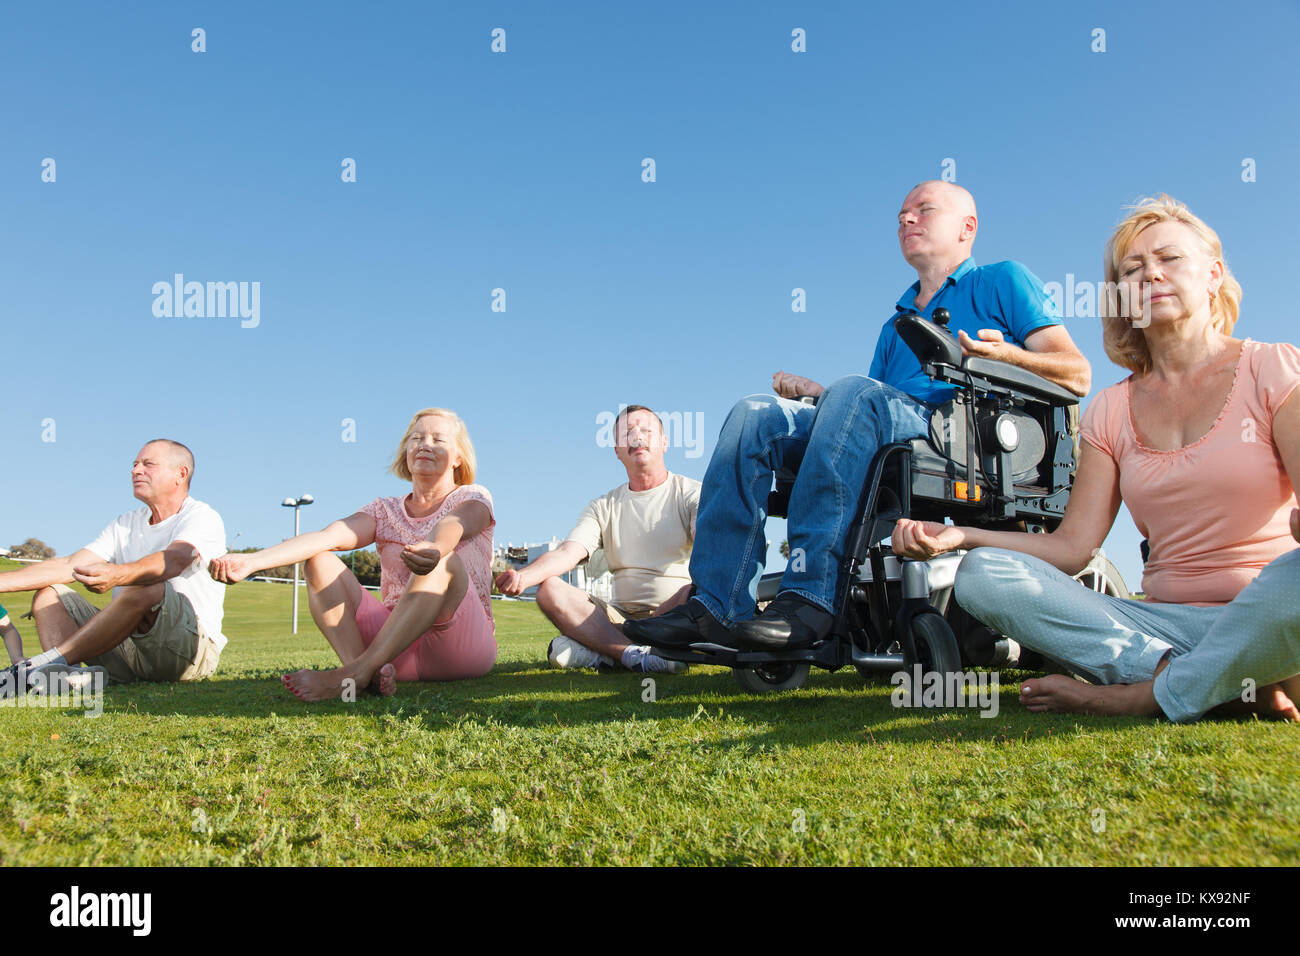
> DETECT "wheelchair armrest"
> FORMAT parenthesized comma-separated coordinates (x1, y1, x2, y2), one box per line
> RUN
(894, 312, 1078, 407)
(962, 357, 1079, 406)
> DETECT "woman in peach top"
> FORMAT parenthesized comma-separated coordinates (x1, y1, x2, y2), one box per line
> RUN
(892, 196, 1300, 722)
(209, 408, 496, 701)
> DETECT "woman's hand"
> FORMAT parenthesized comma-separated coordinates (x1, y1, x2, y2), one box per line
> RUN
(209, 554, 255, 584)
(772, 370, 825, 400)
(494, 569, 526, 596)
(891, 518, 966, 559)
(401, 545, 442, 575)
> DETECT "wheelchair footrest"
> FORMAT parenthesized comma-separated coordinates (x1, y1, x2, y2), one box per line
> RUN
(650, 639, 842, 670)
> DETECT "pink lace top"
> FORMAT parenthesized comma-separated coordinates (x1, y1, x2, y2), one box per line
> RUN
(360, 484, 495, 624)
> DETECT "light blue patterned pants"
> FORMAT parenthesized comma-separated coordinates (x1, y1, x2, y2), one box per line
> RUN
(953, 547, 1300, 722)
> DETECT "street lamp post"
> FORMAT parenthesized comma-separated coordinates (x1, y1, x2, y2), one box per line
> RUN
(281, 494, 314, 634)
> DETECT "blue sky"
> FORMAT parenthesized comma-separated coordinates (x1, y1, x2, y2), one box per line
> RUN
(3, 0, 1298, 595)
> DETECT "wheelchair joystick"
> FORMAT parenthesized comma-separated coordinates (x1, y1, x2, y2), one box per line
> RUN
(932, 307, 950, 327)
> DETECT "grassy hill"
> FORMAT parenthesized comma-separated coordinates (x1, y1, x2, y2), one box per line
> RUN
(0, 559, 1296, 865)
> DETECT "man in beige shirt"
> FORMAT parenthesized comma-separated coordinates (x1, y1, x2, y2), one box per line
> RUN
(495, 406, 700, 674)
(0, 439, 227, 698)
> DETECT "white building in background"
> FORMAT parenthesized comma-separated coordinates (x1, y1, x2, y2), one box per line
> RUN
(495, 537, 613, 601)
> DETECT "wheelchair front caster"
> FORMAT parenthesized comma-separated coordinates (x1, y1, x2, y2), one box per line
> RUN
(903, 614, 962, 680)
(733, 662, 810, 694)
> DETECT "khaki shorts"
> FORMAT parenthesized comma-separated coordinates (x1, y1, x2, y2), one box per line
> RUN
(51, 583, 221, 684)
(588, 593, 656, 627)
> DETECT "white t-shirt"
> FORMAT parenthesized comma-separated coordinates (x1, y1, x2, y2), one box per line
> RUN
(85, 496, 229, 651)
(564, 472, 701, 613)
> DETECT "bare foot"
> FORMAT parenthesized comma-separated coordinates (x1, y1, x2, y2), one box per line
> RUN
(368, 663, 397, 697)
(1019, 674, 1162, 717)
(282, 667, 365, 703)
(1208, 682, 1300, 721)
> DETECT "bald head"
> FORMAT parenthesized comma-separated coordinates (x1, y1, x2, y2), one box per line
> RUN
(907, 180, 977, 218)
(898, 181, 979, 271)
(140, 439, 194, 489)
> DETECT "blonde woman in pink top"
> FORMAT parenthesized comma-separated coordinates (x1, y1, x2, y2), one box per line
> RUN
(892, 196, 1300, 722)
(209, 408, 497, 701)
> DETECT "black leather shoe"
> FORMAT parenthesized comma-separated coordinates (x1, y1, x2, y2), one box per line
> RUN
(622, 598, 733, 649)
(733, 593, 834, 650)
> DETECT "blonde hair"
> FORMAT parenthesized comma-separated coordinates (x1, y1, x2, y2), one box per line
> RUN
(1102, 194, 1241, 374)
(389, 408, 477, 484)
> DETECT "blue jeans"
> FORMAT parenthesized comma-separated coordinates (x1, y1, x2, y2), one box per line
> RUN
(955, 547, 1300, 722)
(690, 375, 932, 624)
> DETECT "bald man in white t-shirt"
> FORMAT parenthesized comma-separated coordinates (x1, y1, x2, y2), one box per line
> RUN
(494, 406, 699, 674)
(0, 439, 228, 697)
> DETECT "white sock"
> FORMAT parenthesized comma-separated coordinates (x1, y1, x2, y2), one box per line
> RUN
(621, 645, 653, 669)
(27, 648, 67, 669)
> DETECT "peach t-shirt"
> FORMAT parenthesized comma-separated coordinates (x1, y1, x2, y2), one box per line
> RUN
(360, 484, 495, 624)
(1081, 339, 1300, 605)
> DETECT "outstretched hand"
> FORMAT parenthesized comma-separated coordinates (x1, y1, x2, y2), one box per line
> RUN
(209, 554, 255, 585)
(401, 545, 442, 576)
(891, 518, 965, 560)
(494, 569, 526, 596)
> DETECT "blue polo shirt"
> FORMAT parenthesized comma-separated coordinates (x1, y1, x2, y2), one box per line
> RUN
(869, 258, 1062, 405)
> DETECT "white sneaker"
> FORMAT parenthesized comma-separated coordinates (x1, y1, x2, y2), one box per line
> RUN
(621, 645, 689, 675)
(29, 663, 109, 694)
(547, 636, 616, 671)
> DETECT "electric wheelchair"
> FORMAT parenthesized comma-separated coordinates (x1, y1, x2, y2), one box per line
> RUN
(648, 307, 1128, 693)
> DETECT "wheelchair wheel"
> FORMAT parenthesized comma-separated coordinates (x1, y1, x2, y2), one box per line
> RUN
(903, 613, 962, 679)
(733, 662, 811, 693)
(1072, 552, 1129, 599)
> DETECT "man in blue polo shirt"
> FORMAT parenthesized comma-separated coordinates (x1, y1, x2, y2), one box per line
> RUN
(625, 180, 1091, 650)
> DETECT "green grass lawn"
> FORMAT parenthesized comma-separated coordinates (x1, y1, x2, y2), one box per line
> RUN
(1, 558, 1297, 866)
